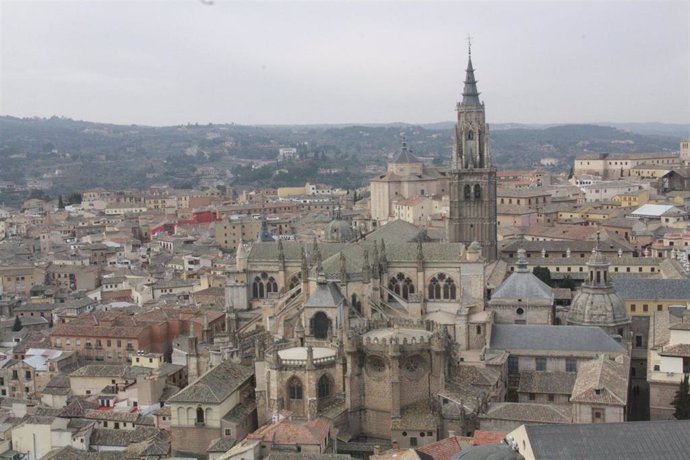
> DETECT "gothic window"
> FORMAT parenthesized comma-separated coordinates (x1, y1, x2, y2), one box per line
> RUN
(366, 356, 386, 376)
(288, 273, 301, 290)
(467, 130, 474, 141)
(252, 276, 264, 299)
(252, 272, 279, 299)
(464, 185, 471, 200)
(427, 273, 457, 300)
(288, 377, 303, 400)
(388, 273, 415, 300)
(196, 407, 204, 424)
(317, 375, 331, 399)
(474, 184, 481, 199)
(351, 294, 362, 314)
(311, 312, 330, 339)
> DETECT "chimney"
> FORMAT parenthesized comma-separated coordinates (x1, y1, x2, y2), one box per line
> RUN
(373, 445, 381, 456)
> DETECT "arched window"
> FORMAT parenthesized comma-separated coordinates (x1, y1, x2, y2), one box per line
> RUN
(288, 377, 303, 400)
(428, 273, 457, 300)
(318, 374, 331, 399)
(196, 407, 204, 424)
(252, 276, 264, 299)
(288, 273, 301, 290)
(474, 184, 481, 199)
(388, 273, 415, 300)
(351, 294, 362, 314)
(267, 276, 278, 294)
(467, 130, 474, 141)
(464, 185, 471, 200)
(252, 272, 278, 299)
(311, 312, 330, 339)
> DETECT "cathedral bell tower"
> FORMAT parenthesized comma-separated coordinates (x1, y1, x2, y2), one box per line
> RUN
(447, 42, 497, 261)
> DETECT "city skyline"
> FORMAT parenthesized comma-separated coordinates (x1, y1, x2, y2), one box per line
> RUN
(1, 0, 688, 126)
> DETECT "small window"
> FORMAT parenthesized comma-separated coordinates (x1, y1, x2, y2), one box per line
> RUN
(410, 437, 418, 447)
(536, 357, 547, 371)
(529, 393, 536, 401)
(225, 428, 231, 436)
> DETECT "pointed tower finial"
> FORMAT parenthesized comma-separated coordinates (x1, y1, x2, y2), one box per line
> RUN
(466, 33, 472, 56)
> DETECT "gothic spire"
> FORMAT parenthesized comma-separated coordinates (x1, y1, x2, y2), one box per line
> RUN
(461, 51, 481, 107)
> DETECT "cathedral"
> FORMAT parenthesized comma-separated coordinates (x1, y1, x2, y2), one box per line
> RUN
(223, 49, 502, 447)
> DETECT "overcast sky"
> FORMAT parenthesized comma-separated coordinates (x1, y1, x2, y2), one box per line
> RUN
(1, 0, 688, 126)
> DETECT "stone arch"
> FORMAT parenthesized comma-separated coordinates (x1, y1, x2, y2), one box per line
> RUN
(311, 311, 331, 339)
(388, 273, 415, 301)
(467, 130, 474, 141)
(196, 406, 204, 424)
(186, 407, 194, 424)
(427, 273, 457, 300)
(205, 407, 213, 423)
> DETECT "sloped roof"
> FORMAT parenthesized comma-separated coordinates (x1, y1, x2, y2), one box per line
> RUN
(490, 267, 553, 303)
(570, 354, 629, 406)
(518, 370, 576, 395)
(304, 282, 344, 308)
(489, 324, 625, 354)
(480, 402, 571, 424)
(167, 360, 253, 404)
(524, 420, 690, 460)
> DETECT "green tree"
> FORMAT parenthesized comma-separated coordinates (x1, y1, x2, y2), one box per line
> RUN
(533, 266, 552, 285)
(12, 316, 22, 332)
(673, 374, 690, 419)
(58, 195, 65, 209)
(66, 192, 82, 204)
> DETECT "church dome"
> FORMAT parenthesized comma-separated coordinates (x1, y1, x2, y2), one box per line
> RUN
(567, 245, 630, 328)
(325, 216, 355, 243)
(492, 249, 553, 303)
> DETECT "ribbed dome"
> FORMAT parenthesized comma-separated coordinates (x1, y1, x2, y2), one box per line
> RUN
(567, 289, 629, 327)
(567, 244, 630, 328)
(325, 218, 355, 243)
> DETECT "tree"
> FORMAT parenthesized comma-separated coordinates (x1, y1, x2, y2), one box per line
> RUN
(532, 266, 552, 285)
(66, 192, 82, 205)
(673, 374, 690, 419)
(12, 316, 22, 332)
(560, 276, 576, 290)
(57, 195, 65, 209)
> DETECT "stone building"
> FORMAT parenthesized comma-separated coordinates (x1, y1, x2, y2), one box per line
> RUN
(447, 49, 497, 261)
(370, 139, 448, 224)
(488, 249, 554, 325)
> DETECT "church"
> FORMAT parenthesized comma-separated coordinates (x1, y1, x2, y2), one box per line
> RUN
(219, 49, 503, 447)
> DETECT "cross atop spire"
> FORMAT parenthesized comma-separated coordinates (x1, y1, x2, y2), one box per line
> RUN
(466, 33, 472, 56)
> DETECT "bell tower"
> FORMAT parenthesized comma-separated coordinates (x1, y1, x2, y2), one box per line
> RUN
(447, 40, 497, 261)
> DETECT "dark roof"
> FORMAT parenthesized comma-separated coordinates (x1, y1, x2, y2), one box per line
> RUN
(524, 420, 690, 459)
(613, 278, 690, 301)
(489, 324, 625, 354)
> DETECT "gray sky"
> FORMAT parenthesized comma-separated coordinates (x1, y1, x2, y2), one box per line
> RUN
(1, 0, 689, 126)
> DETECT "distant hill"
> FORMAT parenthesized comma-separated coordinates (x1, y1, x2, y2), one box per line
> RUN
(0, 116, 683, 207)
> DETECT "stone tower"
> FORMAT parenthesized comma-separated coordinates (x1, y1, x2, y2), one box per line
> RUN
(447, 46, 497, 261)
